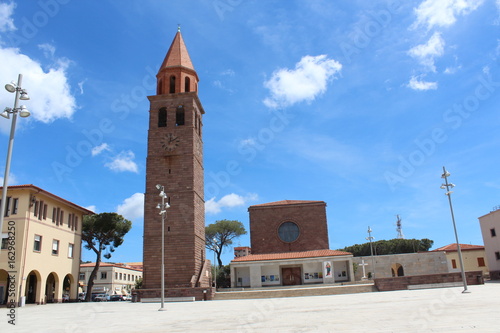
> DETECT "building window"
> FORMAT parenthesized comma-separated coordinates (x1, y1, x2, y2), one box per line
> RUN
(34, 235, 42, 252)
(477, 257, 486, 267)
(185, 77, 190, 92)
(158, 107, 167, 127)
(52, 239, 59, 255)
(34, 200, 38, 217)
(43, 204, 47, 220)
(38, 200, 44, 220)
(79, 273, 85, 280)
(74, 216, 79, 231)
(169, 75, 176, 93)
(68, 243, 74, 258)
(115, 272, 118, 280)
(491, 228, 497, 237)
(101, 272, 107, 279)
(451, 259, 457, 269)
(278, 221, 300, 243)
(176, 105, 185, 126)
(53, 207, 57, 223)
(59, 210, 64, 226)
(119, 273, 122, 280)
(1, 233, 8, 249)
(12, 198, 18, 214)
(495, 252, 500, 260)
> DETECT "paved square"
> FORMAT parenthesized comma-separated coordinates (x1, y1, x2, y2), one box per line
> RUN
(2, 282, 499, 332)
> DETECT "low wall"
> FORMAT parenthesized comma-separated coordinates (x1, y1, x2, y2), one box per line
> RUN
(137, 287, 214, 301)
(374, 271, 484, 291)
(489, 270, 500, 280)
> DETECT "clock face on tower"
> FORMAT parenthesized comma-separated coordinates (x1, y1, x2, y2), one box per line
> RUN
(161, 133, 180, 151)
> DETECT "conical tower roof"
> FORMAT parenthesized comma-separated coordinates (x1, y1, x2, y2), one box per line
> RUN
(159, 29, 195, 72)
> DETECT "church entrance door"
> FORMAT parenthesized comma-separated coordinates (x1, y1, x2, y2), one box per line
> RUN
(281, 267, 302, 286)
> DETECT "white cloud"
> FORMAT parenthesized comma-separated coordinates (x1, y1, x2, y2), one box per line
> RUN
(116, 192, 144, 222)
(104, 150, 139, 173)
(408, 32, 445, 72)
(91, 143, 111, 156)
(85, 205, 97, 213)
(0, 2, 15, 32)
(412, 0, 484, 30)
(38, 43, 56, 59)
(0, 47, 77, 134)
(407, 76, 438, 90)
(205, 193, 258, 214)
(263, 55, 342, 108)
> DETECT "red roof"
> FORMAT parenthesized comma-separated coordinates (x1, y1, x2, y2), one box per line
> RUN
(231, 249, 351, 262)
(249, 200, 325, 209)
(432, 243, 484, 252)
(1, 184, 94, 215)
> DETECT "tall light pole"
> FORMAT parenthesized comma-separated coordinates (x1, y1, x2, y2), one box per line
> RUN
(440, 167, 468, 293)
(0, 74, 30, 251)
(156, 184, 170, 311)
(213, 238, 218, 291)
(366, 226, 376, 279)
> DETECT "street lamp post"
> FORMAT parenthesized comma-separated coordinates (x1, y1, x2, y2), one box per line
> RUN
(440, 166, 468, 293)
(156, 184, 170, 311)
(213, 239, 218, 291)
(366, 226, 376, 279)
(0, 74, 30, 250)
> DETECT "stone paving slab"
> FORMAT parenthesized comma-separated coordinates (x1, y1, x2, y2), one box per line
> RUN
(1, 282, 499, 332)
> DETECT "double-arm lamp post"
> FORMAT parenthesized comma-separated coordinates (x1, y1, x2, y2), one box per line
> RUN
(0, 74, 31, 250)
(156, 184, 170, 311)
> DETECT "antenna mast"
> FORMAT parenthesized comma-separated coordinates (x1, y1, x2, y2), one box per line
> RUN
(396, 215, 404, 239)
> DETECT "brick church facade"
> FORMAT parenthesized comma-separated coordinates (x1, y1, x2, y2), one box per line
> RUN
(139, 29, 211, 301)
(231, 200, 354, 288)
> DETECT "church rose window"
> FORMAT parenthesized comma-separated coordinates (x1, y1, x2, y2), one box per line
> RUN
(278, 221, 300, 243)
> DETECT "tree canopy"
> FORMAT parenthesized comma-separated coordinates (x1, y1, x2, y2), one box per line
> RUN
(82, 212, 132, 301)
(205, 219, 246, 267)
(338, 238, 434, 257)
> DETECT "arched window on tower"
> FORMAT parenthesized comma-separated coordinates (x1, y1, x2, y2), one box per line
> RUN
(157, 79, 163, 95)
(158, 107, 167, 127)
(185, 77, 191, 92)
(169, 75, 176, 94)
(176, 105, 185, 126)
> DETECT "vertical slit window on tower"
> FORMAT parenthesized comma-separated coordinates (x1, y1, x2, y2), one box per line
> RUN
(185, 77, 190, 92)
(176, 105, 185, 126)
(169, 75, 176, 93)
(157, 79, 163, 94)
(158, 107, 167, 127)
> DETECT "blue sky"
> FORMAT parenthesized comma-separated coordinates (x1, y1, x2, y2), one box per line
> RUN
(0, 0, 499, 266)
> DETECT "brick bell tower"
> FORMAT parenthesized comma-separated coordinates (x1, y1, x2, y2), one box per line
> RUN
(141, 28, 211, 300)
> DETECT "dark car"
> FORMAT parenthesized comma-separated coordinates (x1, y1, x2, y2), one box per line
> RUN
(110, 295, 124, 301)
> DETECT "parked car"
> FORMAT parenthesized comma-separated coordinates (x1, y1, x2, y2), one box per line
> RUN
(62, 294, 70, 302)
(124, 295, 132, 301)
(78, 293, 86, 302)
(110, 295, 124, 301)
(93, 294, 108, 302)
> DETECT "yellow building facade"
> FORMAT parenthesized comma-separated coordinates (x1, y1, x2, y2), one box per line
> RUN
(0, 185, 93, 305)
(432, 243, 489, 276)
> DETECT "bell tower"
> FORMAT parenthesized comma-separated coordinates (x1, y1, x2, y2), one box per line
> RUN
(141, 28, 211, 300)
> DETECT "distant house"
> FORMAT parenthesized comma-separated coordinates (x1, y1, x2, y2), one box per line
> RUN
(79, 262, 143, 296)
(479, 208, 500, 279)
(234, 246, 251, 258)
(0, 184, 93, 305)
(431, 243, 488, 276)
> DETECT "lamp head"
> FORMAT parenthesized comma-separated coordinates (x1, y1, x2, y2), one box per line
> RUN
(19, 90, 30, 100)
(5, 81, 16, 93)
(156, 184, 163, 190)
(19, 105, 30, 117)
(440, 185, 446, 189)
(0, 108, 10, 119)
(441, 171, 451, 179)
